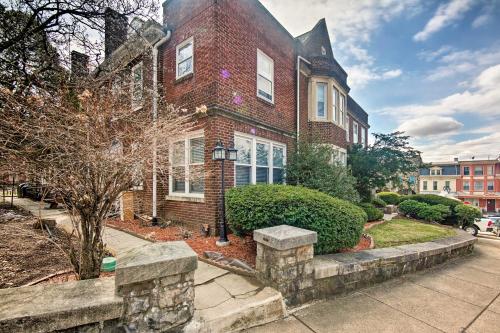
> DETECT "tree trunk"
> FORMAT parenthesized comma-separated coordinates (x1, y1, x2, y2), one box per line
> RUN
(74, 214, 105, 280)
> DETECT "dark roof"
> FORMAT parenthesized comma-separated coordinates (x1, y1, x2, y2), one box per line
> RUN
(347, 96, 368, 125)
(295, 19, 349, 92)
(419, 164, 460, 176)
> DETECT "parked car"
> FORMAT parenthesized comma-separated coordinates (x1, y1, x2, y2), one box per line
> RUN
(464, 218, 498, 236)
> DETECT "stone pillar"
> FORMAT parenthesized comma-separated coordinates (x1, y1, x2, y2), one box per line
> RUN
(254, 225, 317, 306)
(115, 241, 197, 332)
(120, 191, 134, 221)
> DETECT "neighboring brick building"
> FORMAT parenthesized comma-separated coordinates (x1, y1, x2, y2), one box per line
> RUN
(419, 158, 500, 213)
(96, 0, 371, 232)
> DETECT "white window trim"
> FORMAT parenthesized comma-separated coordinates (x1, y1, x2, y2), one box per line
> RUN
(353, 121, 359, 144)
(339, 93, 346, 128)
(360, 126, 366, 147)
(131, 62, 143, 111)
(316, 82, 327, 120)
(234, 132, 286, 186)
(329, 144, 347, 166)
(346, 116, 350, 142)
(168, 131, 204, 199)
(256, 49, 274, 104)
(176, 37, 194, 80)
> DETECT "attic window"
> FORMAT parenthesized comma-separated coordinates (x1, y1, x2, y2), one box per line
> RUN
(321, 46, 327, 56)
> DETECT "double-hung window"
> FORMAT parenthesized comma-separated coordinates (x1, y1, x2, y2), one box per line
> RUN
(361, 127, 366, 148)
(423, 181, 428, 191)
(474, 180, 483, 191)
(170, 134, 204, 197)
(433, 181, 438, 191)
(176, 37, 194, 79)
(346, 116, 350, 142)
(339, 94, 345, 127)
(463, 166, 470, 176)
(463, 180, 470, 191)
(474, 166, 483, 176)
(487, 165, 494, 175)
(353, 121, 359, 144)
(332, 87, 338, 122)
(257, 49, 274, 103)
(487, 181, 494, 192)
(316, 83, 327, 119)
(131, 62, 143, 110)
(235, 134, 285, 186)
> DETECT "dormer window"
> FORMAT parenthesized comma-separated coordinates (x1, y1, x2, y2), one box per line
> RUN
(430, 168, 442, 176)
(257, 49, 274, 103)
(321, 46, 327, 56)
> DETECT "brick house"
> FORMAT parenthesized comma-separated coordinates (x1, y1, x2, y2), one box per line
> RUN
(92, 0, 371, 233)
(419, 158, 500, 213)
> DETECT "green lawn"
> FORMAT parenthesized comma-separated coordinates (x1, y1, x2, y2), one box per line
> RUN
(368, 218, 456, 248)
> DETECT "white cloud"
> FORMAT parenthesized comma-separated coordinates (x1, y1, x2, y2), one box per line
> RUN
(260, 0, 418, 89)
(398, 116, 463, 138)
(414, 0, 474, 42)
(418, 45, 454, 61)
(472, 13, 492, 28)
(417, 130, 500, 162)
(379, 64, 500, 119)
(346, 65, 402, 88)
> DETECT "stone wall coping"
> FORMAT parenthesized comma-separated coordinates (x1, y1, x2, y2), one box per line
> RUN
(116, 241, 197, 287)
(0, 278, 122, 333)
(314, 232, 476, 280)
(253, 225, 317, 251)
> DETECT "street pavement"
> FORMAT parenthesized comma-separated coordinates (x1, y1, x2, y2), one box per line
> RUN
(245, 236, 500, 333)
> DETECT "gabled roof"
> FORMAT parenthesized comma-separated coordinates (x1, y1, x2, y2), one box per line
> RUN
(347, 96, 368, 126)
(295, 19, 349, 92)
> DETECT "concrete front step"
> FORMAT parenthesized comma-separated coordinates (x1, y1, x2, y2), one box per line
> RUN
(189, 261, 287, 332)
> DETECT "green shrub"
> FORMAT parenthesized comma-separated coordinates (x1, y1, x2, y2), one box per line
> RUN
(226, 184, 367, 254)
(417, 204, 451, 222)
(359, 203, 384, 222)
(398, 200, 427, 218)
(371, 197, 387, 208)
(455, 204, 481, 227)
(399, 194, 462, 224)
(377, 192, 400, 205)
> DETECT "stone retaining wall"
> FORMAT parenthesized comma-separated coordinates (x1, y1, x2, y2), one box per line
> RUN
(0, 242, 197, 333)
(254, 226, 476, 306)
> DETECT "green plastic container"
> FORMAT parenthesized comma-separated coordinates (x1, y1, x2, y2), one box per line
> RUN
(101, 257, 116, 272)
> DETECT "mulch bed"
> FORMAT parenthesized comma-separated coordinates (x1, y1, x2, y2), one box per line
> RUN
(107, 219, 257, 267)
(0, 204, 74, 288)
(340, 234, 373, 253)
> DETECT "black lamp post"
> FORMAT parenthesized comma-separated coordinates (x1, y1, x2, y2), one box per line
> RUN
(212, 139, 237, 247)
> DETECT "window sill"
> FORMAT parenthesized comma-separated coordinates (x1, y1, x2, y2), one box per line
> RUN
(166, 195, 204, 203)
(175, 72, 193, 84)
(256, 96, 275, 107)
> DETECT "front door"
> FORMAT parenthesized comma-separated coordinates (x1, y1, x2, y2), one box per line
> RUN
(487, 199, 495, 212)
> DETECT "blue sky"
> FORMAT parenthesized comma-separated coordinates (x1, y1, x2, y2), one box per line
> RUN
(261, 0, 500, 162)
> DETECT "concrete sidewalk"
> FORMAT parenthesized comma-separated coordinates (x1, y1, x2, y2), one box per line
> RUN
(244, 237, 500, 333)
(12, 197, 286, 332)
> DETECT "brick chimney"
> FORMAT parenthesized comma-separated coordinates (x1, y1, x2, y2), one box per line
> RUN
(104, 8, 128, 58)
(70, 51, 89, 81)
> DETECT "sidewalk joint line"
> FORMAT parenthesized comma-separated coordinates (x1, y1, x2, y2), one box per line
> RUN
(463, 290, 500, 331)
(291, 314, 318, 333)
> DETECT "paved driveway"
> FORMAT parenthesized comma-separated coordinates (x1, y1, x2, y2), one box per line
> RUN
(245, 237, 500, 333)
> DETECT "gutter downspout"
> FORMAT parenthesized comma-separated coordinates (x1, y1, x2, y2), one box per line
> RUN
(151, 29, 171, 225)
(296, 56, 311, 141)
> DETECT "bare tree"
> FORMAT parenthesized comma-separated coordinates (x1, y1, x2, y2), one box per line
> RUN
(0, 76, 197, 279)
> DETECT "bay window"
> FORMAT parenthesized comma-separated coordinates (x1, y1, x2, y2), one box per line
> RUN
(353, 121, 359, 144)
(176, 37, 194, 79)
(339, 93, 345, 126)
(169, 134, 204, 197)
(346, 116, 350, 142)
(332, 87, 338, 122)
(316, 83, 327, 119)
(361, 126, 366, 147)
(235, 134, 285, 186)
(257, 49, 274, 103)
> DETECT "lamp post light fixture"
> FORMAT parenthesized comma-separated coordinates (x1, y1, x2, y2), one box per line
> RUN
(212, 139, 238, 247)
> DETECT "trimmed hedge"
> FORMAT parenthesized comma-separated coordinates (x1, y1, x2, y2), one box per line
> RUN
(398, 199, 451, 222)
(377, 192, 400, 205)
(455, 204, 481, 227)
(398, 194, 462, 224)
(359, 203, 384, 222)
(371, 197, 387, 208)
(226, 184, 367, 255)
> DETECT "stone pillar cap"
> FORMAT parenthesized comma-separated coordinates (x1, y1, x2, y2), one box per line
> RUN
(253, 225, 317, 250)
(115, 241, 197, 287)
